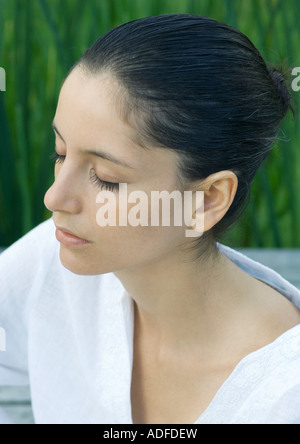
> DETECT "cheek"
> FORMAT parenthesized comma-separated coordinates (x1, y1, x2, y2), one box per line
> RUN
(61, 183, 187, 275)
(105, 228, 182, 272)
(94, 189, 186, 256)
(60, 223, 185, 276)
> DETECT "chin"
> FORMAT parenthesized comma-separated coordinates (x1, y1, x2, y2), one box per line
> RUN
(59, 246, 109, 276)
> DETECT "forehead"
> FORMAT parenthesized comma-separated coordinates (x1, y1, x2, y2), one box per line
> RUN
(54, 68, 180, 179)
(56, 69, 136, 148)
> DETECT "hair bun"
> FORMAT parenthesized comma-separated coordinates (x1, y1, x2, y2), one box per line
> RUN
(267, 66, 293, 118)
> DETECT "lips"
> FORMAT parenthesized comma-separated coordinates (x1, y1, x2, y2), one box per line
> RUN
(55, 225, 90, 247)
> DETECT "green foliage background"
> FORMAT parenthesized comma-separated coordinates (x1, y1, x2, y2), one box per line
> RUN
(0, 0, 299, 248)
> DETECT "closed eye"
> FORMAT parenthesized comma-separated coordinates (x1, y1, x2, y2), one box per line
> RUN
(49, 151, 120, 192)
(50, 151, 66, 164)
(89, 169, 119, 192)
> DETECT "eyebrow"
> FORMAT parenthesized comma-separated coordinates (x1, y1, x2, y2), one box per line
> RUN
(52, 121, 136, 169)
(84, 149, 135, 169)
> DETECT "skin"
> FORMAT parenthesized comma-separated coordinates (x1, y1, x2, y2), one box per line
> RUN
(44, 67, 300, 424)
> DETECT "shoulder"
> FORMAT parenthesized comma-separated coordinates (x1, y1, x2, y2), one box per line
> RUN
(236, 325, 300, 424)
(1, 218, 57, 262)
(218, 243, 300, 309)
(260, 326, 300, 424)
(0, 218, 59, 285)
(0, 218, 59, 309)
(266, 383, 300, 424)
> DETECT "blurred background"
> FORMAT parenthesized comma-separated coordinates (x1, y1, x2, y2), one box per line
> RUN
(0, 0, 299, 249)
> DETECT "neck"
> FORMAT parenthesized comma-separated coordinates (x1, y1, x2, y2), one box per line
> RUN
(114, 245, 248, 351)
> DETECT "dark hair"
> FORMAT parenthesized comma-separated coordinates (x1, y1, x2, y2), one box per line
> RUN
(71, 14, 292, 244)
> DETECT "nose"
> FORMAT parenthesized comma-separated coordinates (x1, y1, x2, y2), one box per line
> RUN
(44, 163, 82, 215)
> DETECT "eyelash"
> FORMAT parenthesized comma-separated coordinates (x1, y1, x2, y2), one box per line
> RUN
(50, 151, 65, 164)
(50, 152, 120, 192)
(89, 169, 119, 192)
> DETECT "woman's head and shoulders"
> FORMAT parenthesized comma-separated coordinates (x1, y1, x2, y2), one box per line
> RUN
(3, 13, 300, 423)
(43, 13, 300, 337)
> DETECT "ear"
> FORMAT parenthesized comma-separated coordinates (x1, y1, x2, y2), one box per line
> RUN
(191, 170, 238, 234)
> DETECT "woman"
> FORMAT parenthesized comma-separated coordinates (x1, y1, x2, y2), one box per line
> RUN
(1, 14, 300, 424)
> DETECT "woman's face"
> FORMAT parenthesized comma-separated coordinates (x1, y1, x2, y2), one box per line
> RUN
(44, 68, 192, 275)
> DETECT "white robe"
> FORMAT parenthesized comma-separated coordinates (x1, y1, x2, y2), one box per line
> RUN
(0, 219, 300, 424)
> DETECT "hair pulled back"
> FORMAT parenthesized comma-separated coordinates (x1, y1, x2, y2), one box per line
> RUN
(73, 14, 292, 241)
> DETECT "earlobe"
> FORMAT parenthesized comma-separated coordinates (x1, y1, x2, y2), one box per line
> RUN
(194, 171, 238, 233)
